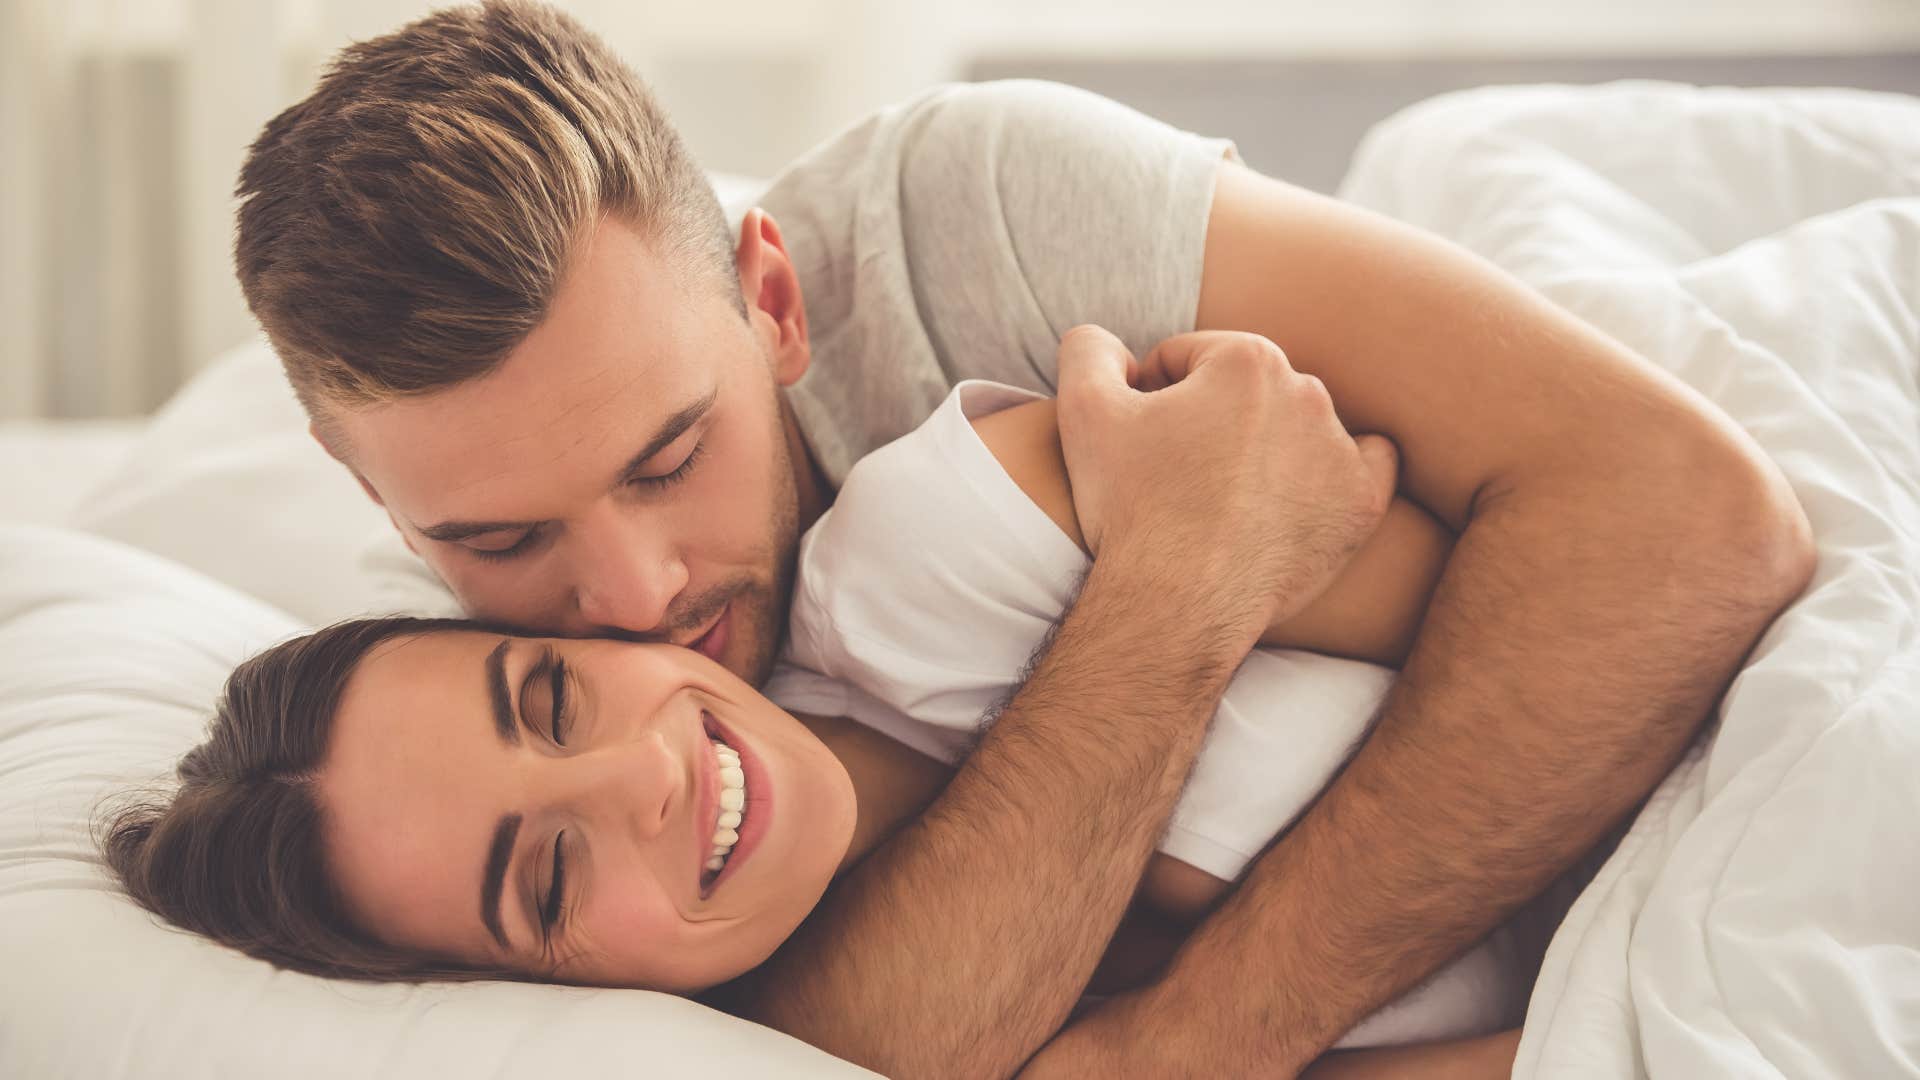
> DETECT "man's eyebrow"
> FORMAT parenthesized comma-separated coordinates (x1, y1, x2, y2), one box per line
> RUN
(413, 387, 719, 543)
(486, 637, 520, 747)
(418, 518, 539, 544)
(480, 811, 522, 952)
(613, 387, 718, 487)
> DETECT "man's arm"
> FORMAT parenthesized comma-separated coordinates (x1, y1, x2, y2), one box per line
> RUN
(972, 394, 1452, 669)
(739, 326, 1401, 1078)
(1054, 162, 1815, 1073)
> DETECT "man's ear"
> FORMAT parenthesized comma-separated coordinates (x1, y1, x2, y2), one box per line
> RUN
(734, 208, 811, 387)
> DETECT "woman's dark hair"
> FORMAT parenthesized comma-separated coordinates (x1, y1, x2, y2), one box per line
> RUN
(97, 615, 524, 984)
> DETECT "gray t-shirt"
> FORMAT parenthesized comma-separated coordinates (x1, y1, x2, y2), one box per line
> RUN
(760, 79, 1238, 487)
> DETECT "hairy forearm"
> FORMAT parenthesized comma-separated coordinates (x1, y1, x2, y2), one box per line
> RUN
(1125, 458, 1812, 1072)
(741, 552, 1246, 1078)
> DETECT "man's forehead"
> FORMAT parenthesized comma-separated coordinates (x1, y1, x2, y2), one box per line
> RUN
(341, 345, 711, 522)
(335, 215, 736, 513)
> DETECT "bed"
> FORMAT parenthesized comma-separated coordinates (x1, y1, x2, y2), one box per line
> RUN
(2, 85, 1916, 1078)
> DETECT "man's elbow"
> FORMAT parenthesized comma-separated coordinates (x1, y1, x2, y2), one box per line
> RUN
(1671, 434, 1816, 620)
(1734, 471, 1817, 609)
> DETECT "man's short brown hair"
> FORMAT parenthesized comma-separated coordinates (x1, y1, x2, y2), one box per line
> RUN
(235, 0, 740, 421)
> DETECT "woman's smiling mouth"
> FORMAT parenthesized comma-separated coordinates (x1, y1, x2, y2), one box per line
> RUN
(699, 709, 770, 898)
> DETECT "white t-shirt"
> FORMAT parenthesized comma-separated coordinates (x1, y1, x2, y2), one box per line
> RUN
(779, 380, 1399, 881)
(766, 381, 1531, 1046)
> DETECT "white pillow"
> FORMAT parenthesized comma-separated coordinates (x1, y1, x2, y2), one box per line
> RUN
(0, 524, 871, 1079)
(69, 338, 404, 627)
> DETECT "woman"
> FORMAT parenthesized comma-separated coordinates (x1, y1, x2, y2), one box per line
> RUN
(102, 369, 1545, 1075)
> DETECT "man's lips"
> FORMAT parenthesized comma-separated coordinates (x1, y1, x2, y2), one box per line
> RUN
(687, 602, 730, 663)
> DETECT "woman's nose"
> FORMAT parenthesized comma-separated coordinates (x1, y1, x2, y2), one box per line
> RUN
(579, 728, 683, 846)
(569, 507, 689, 635)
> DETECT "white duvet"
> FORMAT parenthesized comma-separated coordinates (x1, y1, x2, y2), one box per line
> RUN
(1340, 83, 1920, 1078)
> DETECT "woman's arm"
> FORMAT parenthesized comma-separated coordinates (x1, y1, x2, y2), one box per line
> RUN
(973, 397, 1451, 668)
(1301, 1028, 1521, 1080)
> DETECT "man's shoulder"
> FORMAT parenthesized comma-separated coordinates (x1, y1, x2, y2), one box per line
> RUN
(767, 80, 1233, 483)
(766, 79, 1130, 180)
(763, 78, 1208, 233)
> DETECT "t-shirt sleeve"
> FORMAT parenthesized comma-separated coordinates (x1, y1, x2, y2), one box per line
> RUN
(762, 80, 1238, 485)
(895, 80, 1240, 385)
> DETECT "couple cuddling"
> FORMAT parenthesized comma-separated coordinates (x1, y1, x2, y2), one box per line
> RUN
(102, 2, 1814, 1077)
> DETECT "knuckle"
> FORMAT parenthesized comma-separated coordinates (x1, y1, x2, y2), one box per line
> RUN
(1219, 347, 1267, 381)
(1292, 374, 1333, 412)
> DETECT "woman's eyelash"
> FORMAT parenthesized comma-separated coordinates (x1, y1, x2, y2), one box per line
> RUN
(540, 830, 566, 940)
(632, 442, 704, 490)
(549, 657, 569, 745)
(517, 648, 571, 747)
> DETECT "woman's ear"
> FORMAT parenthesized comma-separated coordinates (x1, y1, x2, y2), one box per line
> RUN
(734, 208, 811, 387)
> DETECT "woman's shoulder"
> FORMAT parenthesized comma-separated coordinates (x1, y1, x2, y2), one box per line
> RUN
(966, 398, 1087, 553)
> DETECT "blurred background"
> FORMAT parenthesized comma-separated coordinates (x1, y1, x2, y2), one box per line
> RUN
(3, 0, 1918, 425)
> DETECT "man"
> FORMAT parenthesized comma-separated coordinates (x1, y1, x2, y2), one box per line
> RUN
(234, 2, 1812, 1075)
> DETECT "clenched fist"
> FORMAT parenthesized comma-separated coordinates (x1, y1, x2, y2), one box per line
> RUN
(1053, 325, 1399, 651)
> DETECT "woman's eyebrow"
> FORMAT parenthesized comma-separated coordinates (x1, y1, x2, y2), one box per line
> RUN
(480, 812, 522, 951)
(486, 638, 520, 746)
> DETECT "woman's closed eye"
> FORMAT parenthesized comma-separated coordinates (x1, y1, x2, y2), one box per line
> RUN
(540, 830, 567, 944)
(519, 645, 575, 745)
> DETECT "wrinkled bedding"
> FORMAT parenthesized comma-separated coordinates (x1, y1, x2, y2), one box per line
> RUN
(1339, 81, 1920, 1078)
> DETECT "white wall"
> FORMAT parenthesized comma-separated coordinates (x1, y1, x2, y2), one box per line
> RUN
(603, 0, 1920, 177)
(3, 0, 1917, 418)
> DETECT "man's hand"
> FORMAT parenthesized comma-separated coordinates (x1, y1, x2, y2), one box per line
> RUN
(742, 325, 1405, 1080)
(1055, 325, 1400, 647)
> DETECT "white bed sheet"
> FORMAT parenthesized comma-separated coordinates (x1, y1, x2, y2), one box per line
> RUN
(1340, 81, 1920, 1078)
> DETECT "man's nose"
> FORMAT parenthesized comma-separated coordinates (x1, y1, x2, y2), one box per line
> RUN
(570, 506, 689, 635)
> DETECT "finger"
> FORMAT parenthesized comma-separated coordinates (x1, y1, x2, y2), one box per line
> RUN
(1055, 324, 1138, 406)
(1137, 331, 1293, 391)
(1134, 334, 1208, 391)
(1353, 433, 1401, 514)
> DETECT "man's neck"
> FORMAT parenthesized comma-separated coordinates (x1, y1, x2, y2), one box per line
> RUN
(781, 394, 834, 532)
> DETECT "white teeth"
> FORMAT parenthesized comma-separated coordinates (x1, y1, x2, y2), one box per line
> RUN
(704, 736, 749, 882)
